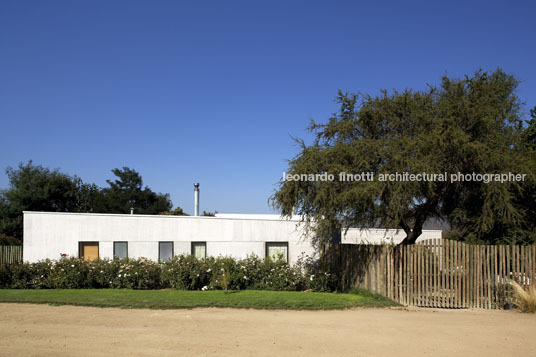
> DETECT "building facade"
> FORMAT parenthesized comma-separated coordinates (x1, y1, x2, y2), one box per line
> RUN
(23, 211, 443, 264)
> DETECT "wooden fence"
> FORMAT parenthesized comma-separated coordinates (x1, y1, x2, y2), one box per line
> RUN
(321, 239, 536, 309)
(0, 245, 23, 265)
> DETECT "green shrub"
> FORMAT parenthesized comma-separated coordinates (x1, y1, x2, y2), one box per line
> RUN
(0, 254, 340, 292)
(161, 255, 210, 290)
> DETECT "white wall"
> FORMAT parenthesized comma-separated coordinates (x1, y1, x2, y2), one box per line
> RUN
(342, 228, 442, 245)
(23, 212, 316, 263)
(23, 212, 443, 263)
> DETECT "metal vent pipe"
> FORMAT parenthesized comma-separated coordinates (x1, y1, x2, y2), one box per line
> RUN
(194, 183, 200, 216)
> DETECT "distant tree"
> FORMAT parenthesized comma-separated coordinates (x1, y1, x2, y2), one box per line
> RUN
(73, 179, 104, 213)
(98, 167, 172, 215)
(202, 210, 218, 217)
(272, 69, 536, 246)
(0, 161, 79, 238)
(525, 106, 536, 150)
(0, 163, 177, 239)
(159, 207, 189, 216)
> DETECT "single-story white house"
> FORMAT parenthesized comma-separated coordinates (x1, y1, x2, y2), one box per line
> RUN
(22, 211, 443, 264)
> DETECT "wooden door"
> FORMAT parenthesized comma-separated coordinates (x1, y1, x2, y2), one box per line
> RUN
(82, 243, 99, 261)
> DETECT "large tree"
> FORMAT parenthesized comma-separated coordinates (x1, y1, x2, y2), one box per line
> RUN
(98, 167, 172, 215)
(271, 69, 536, 246)
(0, 163, 177, 238)
(0, 161, 80, 238)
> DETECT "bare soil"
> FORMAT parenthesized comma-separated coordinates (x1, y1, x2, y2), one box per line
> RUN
(1, 303, 535, 356)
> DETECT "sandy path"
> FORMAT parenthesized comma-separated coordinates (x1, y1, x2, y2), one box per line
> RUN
(0, 303, 534, 356)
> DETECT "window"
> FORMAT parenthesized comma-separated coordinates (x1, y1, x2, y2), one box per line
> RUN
(191, 242, 206, 259)
(266, 242, 288, 263)
(79, 242, 99, 262)
(159, 242, 174, 262)
(113, 242, 128, 259)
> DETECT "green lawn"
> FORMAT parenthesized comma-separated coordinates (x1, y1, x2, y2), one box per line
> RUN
(0, 289, 398, 310)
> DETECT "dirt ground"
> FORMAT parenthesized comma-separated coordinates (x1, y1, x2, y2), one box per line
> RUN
(0, 303, 535, 356)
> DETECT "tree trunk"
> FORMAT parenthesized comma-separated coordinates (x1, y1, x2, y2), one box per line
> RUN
(398, 226, 422, 246)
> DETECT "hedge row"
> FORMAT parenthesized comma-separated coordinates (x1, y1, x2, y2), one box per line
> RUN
(0, 254, 340, 292)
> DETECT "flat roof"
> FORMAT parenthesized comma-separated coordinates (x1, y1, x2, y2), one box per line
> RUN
(22, 211, 302, 222)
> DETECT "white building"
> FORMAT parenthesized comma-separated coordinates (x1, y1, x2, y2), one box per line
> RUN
(22, 211, 443, 264)
(22, 211, 314, 264)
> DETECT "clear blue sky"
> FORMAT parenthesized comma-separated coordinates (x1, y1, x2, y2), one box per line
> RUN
(1, 0, 535, 214)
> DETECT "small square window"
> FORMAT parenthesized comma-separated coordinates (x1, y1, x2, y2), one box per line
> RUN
(114, 242, 128, 259)
(191, 242, 206, 259)
(266, 242, 288, 263)
(159, 242, 174, 262)
(79, 242, 99, 262)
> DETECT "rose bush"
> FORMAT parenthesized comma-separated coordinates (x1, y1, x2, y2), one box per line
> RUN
(0, 254, 340, 292)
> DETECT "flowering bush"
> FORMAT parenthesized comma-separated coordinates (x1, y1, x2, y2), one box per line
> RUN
(0, 254, 340, 292)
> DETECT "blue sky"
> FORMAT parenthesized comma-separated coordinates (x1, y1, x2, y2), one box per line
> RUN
(1, 0, 535, 214)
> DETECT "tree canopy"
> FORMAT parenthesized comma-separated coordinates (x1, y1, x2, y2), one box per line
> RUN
(271, 69, 536, 246)
(0, 162, 79, 239)
(0, 162, 177, 238)
(97, 167, 172, 215)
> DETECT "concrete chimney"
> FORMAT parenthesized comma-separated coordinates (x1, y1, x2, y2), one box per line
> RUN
(194, 183, 200, 216)
(130, 207, 134, 215)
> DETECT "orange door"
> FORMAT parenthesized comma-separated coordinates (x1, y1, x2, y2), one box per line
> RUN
(83, 244, 99, 261)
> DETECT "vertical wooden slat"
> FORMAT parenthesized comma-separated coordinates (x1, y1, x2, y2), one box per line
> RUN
(442, 239, 445, 308)
(452, 240, 457, 308)
(450, 240, 454, 308)
(527, 245, 534, 292)
(426, 239, 431, 307)
(404, 245, 408, 306)
(455, 241, 460, 308)
(483, 245, 487, 309)
(471, 245, 478, 308)
(438, 239, 441, 308)
(492, 245, 497, 309)
(398, 246, 402, 305)
(530, 245, 536, 290)
(482, 245, 486, 309)
(390, 246, 394, 300)
(482, 245, 487, 309)
(485, 245, 489, 309)
(385, 247, 390, 299)
(414, 244, 419, 306)
(460, 243, 467, 307)
(464, 243, 471, 307)
(500, 245, 505, 307)
(417, 243, 422, 306)
(407, 244, 410, 306)
(426, 241, 430, 307)
(442, 239, 446, 308)
(477, 244, 482, 308)
(432, 239, 439, 307)
(524, 245, 528, 287)
(443, 240, 446, 308)
(487, 245, 492, 309)
(426, 239, 433, 307)
(412, 244, 416, 307)
(460, 242, 464, 308)
(391, 246, 395, 301)
(512, 244, 517, 293)
(470, 243, 474, 308)
(519, 246, 528, 287)
(519, 245, 523, 287)
(408, 245, 412, 306)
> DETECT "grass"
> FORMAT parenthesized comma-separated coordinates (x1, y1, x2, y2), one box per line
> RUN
(0, 288, 398, 310)
(510, 281, 536, 313)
